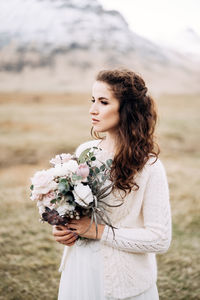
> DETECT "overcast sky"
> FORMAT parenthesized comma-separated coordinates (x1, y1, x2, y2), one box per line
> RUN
(99, 0, 200, 44)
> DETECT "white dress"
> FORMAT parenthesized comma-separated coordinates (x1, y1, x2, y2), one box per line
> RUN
(58, 239, 105, 300)
(58, 239, 159, 300)
(58, 140, 161, 299)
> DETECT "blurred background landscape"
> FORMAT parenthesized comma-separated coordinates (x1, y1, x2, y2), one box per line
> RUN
(0, 0, 199, 299)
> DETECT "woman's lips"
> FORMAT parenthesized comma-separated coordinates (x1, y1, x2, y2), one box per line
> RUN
(92, 118, 100, 123)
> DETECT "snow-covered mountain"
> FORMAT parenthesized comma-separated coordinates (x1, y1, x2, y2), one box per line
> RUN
(0, 0, 130, 51)
(0, 0, 199, 94)
(168, 28, 200, 57)
(0, 0, 166, 60)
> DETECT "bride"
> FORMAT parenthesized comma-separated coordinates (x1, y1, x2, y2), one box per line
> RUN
(52, 68, 171, 300)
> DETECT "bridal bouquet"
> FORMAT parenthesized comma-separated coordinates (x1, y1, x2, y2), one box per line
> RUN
(30, 147, 115, 235)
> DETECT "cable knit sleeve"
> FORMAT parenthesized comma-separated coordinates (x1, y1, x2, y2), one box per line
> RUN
(100, 159, 172, 254)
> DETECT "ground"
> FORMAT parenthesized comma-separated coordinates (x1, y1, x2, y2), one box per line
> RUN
(0, 92, 199, 300)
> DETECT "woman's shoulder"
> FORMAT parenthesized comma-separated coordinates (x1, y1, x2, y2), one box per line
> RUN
(75, 139, 101, 157)
(143, 156, 167, 179)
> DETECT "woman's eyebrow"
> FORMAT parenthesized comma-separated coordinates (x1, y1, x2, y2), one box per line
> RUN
(92, 96, 109, 100)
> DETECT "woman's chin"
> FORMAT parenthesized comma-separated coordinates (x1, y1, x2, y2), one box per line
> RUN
(93, 125, 103, 132)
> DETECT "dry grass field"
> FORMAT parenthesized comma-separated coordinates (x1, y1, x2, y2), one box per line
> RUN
(0, 92, 199, 300)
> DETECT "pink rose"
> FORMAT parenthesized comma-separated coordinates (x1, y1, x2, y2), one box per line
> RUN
(31, 169, 57, 195)
(30, 190, 42, 201)
(42, 191, 56, 207)
(43, 190, 56, 201)
(76, 163, 89, 179)
(50, 153, 72, 166)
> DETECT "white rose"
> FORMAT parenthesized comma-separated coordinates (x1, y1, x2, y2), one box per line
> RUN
(57, 203, 75, 216)
(73, 183, 93, 207)
(37, 201, 46, 216)
(51, 165, 67, 177)
(63, 160, 79, 173)
(50, 153, 72, 166)
(52, 160, 78, 177)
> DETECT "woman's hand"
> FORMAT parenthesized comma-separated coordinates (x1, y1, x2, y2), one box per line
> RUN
(67, 216, 105, 240)
(52, 225, 78, 246)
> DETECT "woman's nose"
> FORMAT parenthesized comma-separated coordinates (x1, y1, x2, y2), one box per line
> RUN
(89, 103, 98, 115)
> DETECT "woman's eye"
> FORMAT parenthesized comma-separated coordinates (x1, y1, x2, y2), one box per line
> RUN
(101, 101, 108, 105)
(90, 99, 95, 103)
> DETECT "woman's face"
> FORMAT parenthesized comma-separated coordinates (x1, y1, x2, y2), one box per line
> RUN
(89, 81, 120, 134)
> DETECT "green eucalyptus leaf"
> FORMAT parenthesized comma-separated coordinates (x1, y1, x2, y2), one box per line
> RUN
(91, 156, 96, 161)
(94, 167, 100, 174)
(89, 169, 94, 176)
(65, 181, 70, 191)
(72, 174, 82, 181)
(100, 165, 105, 171)
(30, 184, 34, 190)
(58, 182, 65, 192)
(106, 159, 113, 168)
(78, 148, 92, 163)
(50, 199, 57, 204)
(93, 180, 98, 187)
(66, 194, 74, 203)
(59, 178, 67, 184)
(58, 182, 69, 193)
(101, 175, 106, 181)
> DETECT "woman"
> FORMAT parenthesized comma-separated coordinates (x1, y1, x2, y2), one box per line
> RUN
(53, 69, 172, 300)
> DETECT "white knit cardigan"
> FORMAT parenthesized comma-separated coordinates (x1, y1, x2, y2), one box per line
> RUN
(59, 140, 172, 299)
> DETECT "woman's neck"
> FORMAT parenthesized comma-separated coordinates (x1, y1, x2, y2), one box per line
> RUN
(100, 132, 117, 154)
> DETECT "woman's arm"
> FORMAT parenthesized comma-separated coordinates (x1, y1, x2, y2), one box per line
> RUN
(100, 160, 172, 254)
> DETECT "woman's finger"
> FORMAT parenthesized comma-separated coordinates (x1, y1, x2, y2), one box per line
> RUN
(56, 225, 68, 230)
(53, 224, 68, 232)
(65, 240, 76, 246)
(62, 234, 78, 245)
(53, 229, 70, 236)
(53, 229, 73, 237)
(55, 233, 74, 242)
(67, 224, 79, 231)
(52, 225, 68, 233)
(55, 232, 77, 242)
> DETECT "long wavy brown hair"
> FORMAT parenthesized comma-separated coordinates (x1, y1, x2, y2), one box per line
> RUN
(91, 68, 160, 196)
